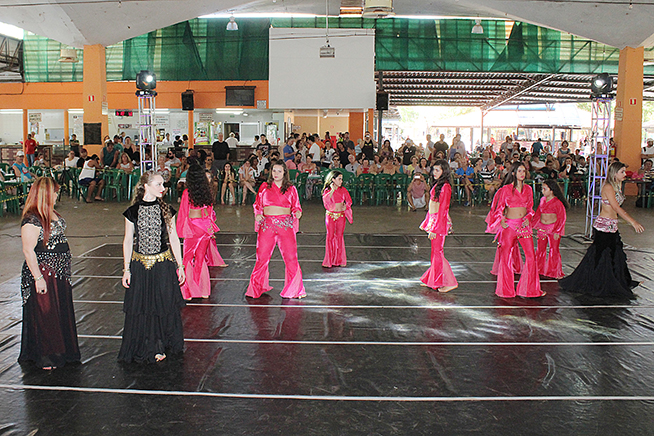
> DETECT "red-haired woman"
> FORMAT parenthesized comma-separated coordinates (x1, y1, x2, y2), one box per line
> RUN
(322, 170, 353, 268)
(246, 161, 305, 299)
(20, 177, 80, 369)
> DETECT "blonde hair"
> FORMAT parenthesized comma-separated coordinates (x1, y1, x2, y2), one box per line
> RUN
(606, 161, 626, 193)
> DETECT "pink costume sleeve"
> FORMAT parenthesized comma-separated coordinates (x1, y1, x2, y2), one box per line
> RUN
(176, 189, 193, 238)
(289, 185, 302, 233)
(343, 188, 353, 224)
(524, 184, 535, 222)
(419, 184, 451, 234)
(253, 183, 267, 232)
(553, 198, 567, 235)
(485, 185, 507, 234)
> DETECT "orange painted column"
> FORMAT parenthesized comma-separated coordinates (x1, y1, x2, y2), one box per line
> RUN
(367, 108, 374, 133)
(614, 46, 644, 179)
(348, 112, 365, 144)
(82, 44, 108, 156)
(63, 109, 69, 149)
(22, 109, 28, 152)
(188, 110, 194, 148)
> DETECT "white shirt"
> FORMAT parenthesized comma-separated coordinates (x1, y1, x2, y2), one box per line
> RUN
(164, 157, 180, 169)
(226, 137, 239, 149)
(308, 142, 321, 163)
(161, 139, 173, 147)
(65, 156, 79, 168)
(256, 157, 268, 176)
(322, 148, 335, 164)
(642, 145, 654, 156)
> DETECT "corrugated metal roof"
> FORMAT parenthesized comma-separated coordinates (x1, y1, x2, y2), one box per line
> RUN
(376, 71, 654, 108)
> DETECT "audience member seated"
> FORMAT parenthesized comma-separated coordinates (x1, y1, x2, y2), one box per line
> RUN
(357, 157, 376, 176)
(164, 150, 181, 170)
(220, 162, 238, 205)
(78, 154, 105, 202)
(34, 152, 47, 168)
(118, 152, 134, 174)
(12, 151, 35, 183)
(76, 148, 89, 168)
(345, 154, 360, 174)
(407, 173, 428, 211)
(455, 158, 475, 206)
(64, 150, 79, 169)
(380, 157, 396, 175)
(100, 141, 119, 168)
(238, 157, 257, 205)
(479, 159, 501, 203)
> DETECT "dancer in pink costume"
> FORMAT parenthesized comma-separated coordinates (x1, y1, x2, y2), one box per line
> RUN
(485, 162, 545, 298)
(176, 163, 227, 300)
(532, 179, 568, 279)
(419, 160, 458, 292)
(322, 170, 353, 268)
(246, 160, 305, 299)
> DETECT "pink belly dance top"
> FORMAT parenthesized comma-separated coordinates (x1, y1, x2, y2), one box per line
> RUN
(531, 196, 566, 236)
(419, 183, 452, 236)
(322, 186, 353, 224)
(485, 184, 534, 234)
(253, 182, 302, 232)
(594, 190, 625, 233)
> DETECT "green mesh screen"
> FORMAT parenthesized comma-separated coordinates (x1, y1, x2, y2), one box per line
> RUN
(20, 17, 654, 82)
(23, 33, 83, 82)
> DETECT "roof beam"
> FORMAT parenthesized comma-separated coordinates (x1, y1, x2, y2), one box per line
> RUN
(482, 74, 559, 113)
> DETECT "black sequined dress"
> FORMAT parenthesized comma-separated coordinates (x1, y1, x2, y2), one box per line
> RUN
(119, 200, 184, 363)
(19, 214, 80, 368)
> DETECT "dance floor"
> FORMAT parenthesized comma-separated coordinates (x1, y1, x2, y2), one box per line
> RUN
(1, 232, 654, 435)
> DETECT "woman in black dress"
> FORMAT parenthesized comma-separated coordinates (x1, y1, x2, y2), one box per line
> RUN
(559, 162, 644, 298)
(20, 177, 80, 370)
(120, 170, 186, 363)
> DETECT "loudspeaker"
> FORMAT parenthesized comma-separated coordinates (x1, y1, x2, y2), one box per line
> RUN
(182, 90, 194, 111)
(376, 92, 389, 111)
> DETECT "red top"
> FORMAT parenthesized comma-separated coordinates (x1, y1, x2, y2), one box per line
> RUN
(322, 186, 353, 224)
(419, 183, 452, 235)
(485, 183, 534, 234)
(25, 138, 37, 154)
(253, 182, 302, 232)
(531, 196, 566, 235)
(176, 190, 219, 238)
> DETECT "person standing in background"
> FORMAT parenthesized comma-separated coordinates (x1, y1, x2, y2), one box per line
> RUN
(24, 133, 38, 167)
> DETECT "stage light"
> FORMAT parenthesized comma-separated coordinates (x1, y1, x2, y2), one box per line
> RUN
(136, 70, 156, 91)
(226, 16, 238, 31)
(590, 73, 613, 98)
(471, 19, 484, 34)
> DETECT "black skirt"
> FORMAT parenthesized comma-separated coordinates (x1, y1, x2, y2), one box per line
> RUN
(19, 274, 81, 368)
(118, 256, 185, 363)
(559, 229, 638, 299)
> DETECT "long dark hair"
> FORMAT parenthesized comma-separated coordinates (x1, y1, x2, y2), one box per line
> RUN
(186, 163, 213, 207)
(542, 179, 569, 209)
(323, 169, 344, 191)
(430, 159, 451, 200)
(501, 161, 526, 189)
(132, 170, 172, 231)
(266, 160, 293, 194)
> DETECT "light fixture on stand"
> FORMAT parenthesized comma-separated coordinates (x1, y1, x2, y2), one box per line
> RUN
(471, 19, 484, 34)
(58, 49, 79, 63)
(226, 15, 238, 31)
(135, 70, 158, 173)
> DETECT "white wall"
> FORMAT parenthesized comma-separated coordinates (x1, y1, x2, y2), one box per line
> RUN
(269, 28, 376, 110)
(27, 110, 65, 144)
(0, 111, 23, 145)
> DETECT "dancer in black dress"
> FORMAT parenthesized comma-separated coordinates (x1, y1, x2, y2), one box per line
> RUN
(20, 177, 80, 370)
(120, 171, 186, 363)
(559, 162, 644, 298)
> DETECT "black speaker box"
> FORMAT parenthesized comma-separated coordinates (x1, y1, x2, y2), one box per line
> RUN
(182, 90, 194, 111)
(376, 92, 389, 111)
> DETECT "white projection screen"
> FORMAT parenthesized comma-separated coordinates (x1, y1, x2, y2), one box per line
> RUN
(269, 28, 376, 109)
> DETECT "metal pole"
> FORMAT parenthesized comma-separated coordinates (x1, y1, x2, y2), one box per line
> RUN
(377, 71, 384, 146)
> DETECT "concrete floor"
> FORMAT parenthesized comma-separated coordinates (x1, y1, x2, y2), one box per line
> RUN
(1, 194, 653, 284)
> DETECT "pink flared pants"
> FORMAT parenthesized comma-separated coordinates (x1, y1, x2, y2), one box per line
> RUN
(536, 229, 564, 279)
(495, 222, 542, 298)
(181, 217, 226, 300)
(420, 234, 458, 290)
(246, 216, 305, 299)
(323, 214, 347, 267)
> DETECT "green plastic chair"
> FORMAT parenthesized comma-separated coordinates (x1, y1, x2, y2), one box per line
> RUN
(295, 172, 309, 203)
(391, 173, 408, 205)
(373, 173, 392, 205)
(288, 169, 299, 183)
(103, 169, 124, 202)
(356, 173, 375, 205)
